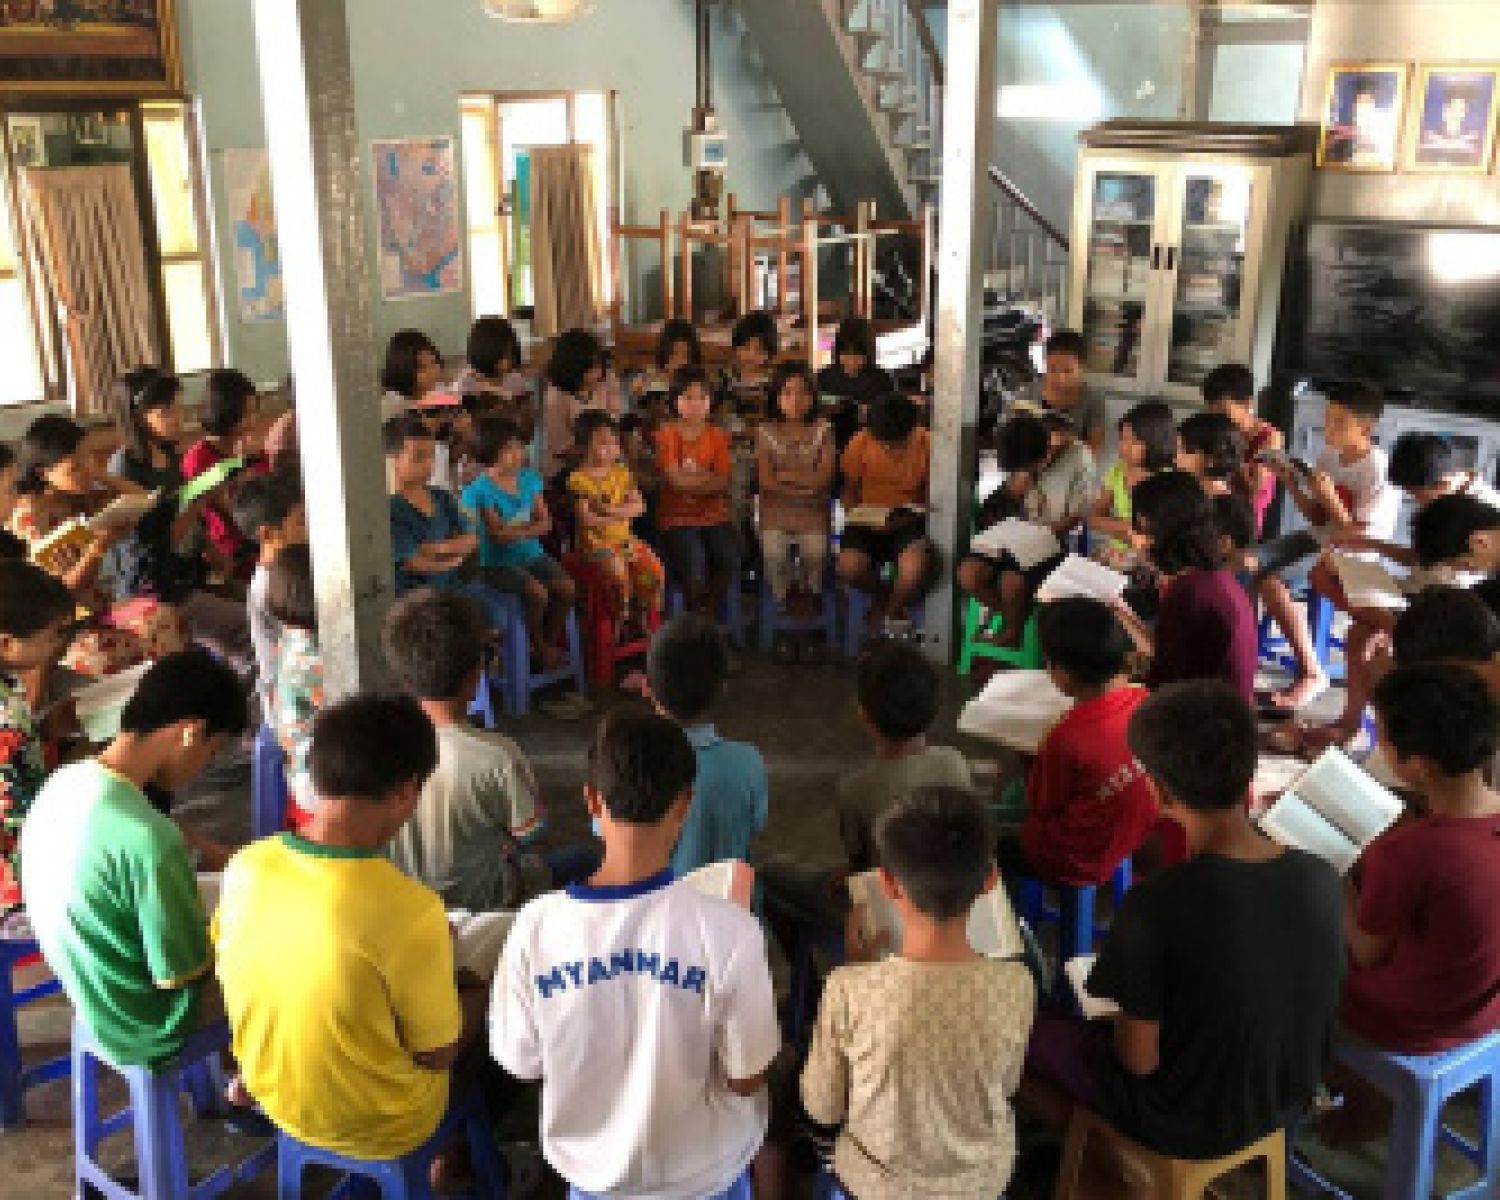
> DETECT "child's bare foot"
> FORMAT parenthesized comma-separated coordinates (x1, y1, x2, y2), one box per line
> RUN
(1270, 671, 1329, 710)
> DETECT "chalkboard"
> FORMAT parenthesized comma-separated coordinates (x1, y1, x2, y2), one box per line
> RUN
(1291, 220, 1500, 410)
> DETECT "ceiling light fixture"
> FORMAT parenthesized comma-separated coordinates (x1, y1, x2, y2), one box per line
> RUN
(483, 0, 593, 22)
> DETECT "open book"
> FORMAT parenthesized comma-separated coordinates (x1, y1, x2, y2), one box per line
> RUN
(1257, 747, 1404, 874)
(682, 859, 756, 909)
(1330, 552, 1407, 612)
(1065, 954, 1120, 1020)
(1035, 554, 1129, 604)
(970, 518, 1060, 570)
(74, 662, 151, 744)
(29, 492, 165, 573)
(847, 869, 1024, 959)
(957, 669, 1073, 753)
(844, 504, 927, 530)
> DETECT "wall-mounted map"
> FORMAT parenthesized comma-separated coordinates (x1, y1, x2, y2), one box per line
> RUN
(223, 148, 283, 324)
(371, 135, 463, 301)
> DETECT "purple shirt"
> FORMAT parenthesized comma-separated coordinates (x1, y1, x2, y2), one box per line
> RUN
(1148, 568, 1257, 702)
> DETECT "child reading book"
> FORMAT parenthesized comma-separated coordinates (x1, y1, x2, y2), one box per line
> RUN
(182, 368, 267, 579)
(1203, 363, 1280, 536)
(1036, 330, 1106, 454)
(817, 315, 896, 451)
(1089, 401, 1176, 565)
(802, 786, 1035, 1198)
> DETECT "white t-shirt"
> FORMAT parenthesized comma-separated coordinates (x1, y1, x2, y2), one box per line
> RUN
(490, 870, 778, 1199)
(247, 565, 279, 727)
(1315, 444, 1401, 542)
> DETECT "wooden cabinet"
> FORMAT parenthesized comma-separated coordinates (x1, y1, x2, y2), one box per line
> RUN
(1066, 122, 1315, 405)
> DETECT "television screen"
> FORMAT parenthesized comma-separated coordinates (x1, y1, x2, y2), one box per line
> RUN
(1292, 220, 1500, 409)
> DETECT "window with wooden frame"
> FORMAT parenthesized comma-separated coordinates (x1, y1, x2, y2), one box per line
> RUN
(459, 89, 617, 318)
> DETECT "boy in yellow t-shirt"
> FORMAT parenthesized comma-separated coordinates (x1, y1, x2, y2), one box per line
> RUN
(568, 408, 664, 623)
(212, 693, 487, 1161)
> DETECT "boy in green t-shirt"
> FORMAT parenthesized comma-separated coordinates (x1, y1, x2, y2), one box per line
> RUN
(20, 651, 248, 1066)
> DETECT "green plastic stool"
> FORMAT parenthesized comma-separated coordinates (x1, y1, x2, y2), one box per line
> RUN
(957, 598, 1043, 675)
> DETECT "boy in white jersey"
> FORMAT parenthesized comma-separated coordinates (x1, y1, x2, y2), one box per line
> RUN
(490, 710, 778, 1200)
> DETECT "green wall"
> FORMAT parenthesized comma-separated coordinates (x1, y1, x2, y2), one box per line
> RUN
(177, 0, 816, 382)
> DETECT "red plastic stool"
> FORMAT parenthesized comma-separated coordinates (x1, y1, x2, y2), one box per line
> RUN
(564, 552, 661, 688)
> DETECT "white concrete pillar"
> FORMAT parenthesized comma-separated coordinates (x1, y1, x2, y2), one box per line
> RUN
(251, 0, 391, 695)
(924, 0, 998, 661)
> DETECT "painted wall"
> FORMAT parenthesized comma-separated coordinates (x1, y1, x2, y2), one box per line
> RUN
(1299, 0, 1500, 226)
(176, 0, 814, 382)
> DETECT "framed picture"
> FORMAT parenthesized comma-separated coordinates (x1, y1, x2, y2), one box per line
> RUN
(8, 115, 43, 168)
(0, 1, 181, 95)
(1317, 63, 1410, 172)
(370, 136, 464, 301)
(1404, 65, 1500, 174)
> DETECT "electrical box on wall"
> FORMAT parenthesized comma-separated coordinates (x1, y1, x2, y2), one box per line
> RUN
(686, 129, 728, 172)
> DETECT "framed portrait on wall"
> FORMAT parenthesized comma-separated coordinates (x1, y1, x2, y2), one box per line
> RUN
(0, 1, 181, 95)
(1317, 63, 1410, 172)
(8, 115, 43, 167)
(1404, 66, 1500, 174)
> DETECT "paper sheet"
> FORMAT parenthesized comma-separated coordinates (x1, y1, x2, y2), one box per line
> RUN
(1035, 554, 1129, 604)
(970, 519, 1061, 570)
(847, 870, 1024, 959)
(957, 669, 1073, 754)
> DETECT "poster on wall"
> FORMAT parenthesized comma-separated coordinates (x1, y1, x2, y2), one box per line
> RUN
(1405, 66, 1500, 174)
(1317, 63, 1409, 172)
(0, 0, 181, 94)
(222, 148, 285, 324)
(371, 136, 464, 301)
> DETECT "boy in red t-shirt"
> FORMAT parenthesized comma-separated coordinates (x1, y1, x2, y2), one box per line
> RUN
(997, 597, 1159, 886)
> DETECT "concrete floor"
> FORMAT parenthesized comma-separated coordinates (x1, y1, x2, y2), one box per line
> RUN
(0, 645, 1481, 1197)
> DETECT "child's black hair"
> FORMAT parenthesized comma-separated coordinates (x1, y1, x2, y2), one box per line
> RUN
(857, 641, 939, 741)
(120, 649, 248, 741)
(465, 316, 521, 381)
(1201, 363, 1255, 409)
(873, 785, 993, 922)
(833, 315, 877, 365)
(668, 365, 713, 417)
(381, 329, 441, 399)
(1411, 494, 1500, 568)
(1044, 329, 1085, 361)
(997, 413, 1050, 473)
(646, 613, 728, 722)
(309, 692, 438, 802)
(471, 414, 527, 467)
(655, 319, 703, 370)
(232, 470, 303, 541)
(113, 367, 180, 464)
(1393, 585, 1500, 666)
(866, 392, 918, 446)
(1133, 470, 1224, 573)
(1177, 411, 1246, 481)
(0, 442, 12, 475)
(0, 559, 75, 638)
(573, 408, 618, 452)
(1474, 576, 1500, 620)
(383, 588, 488, 701)
(1388, 432, 1455, 490)
(731, 309, 779, 357)
(588, 708, 698, 825)
(1212, 493, 1257, 551)
(267, 543, 317, 630)
(201, 369, 257, 437)
(16, 414, 85, 494)
(1127, 679, 1257, 811)
(1373, 663, 1499, 777)
(546, 328, 605, 394)
(769, 361, 818, 423)
(1120, 401, 1177, 471)
(1037, 596, 1130, 687)
(1326, 380, 1384, 424)
(382, 413, 433, 457)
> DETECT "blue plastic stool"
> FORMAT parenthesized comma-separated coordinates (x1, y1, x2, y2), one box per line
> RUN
(1308, 592, 1347, 682)
(0, 936, 68, 1129)
(469, 593, 587, 723)
(277, 1082, 507, 1199)
(842, 590, 926, 658)
(1016, 858, 1134, 966)
(1291, 1032, 1500, 1200)
(72, 1017, 275, 1200)
(757, 571, 840, 654)
(665, 570, 747, 648)
(812, 1169, 849, 1200)
(250, 724, 288, 840)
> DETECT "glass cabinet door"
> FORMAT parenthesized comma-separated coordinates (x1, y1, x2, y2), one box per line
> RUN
(1165, 168, 1255, 388)
(1079, 170, 1158, 384)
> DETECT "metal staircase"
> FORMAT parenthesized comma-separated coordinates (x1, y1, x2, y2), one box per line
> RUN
(986, 164, 1071, 322)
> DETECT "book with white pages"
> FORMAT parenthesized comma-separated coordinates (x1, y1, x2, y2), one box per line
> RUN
(1035, 554, 1129, 604)
(1065, 954, 1120, 1021)
(847, 869, 1024, 960)
(1257, 747, 1404, 875)
(681, 859, 756, 910)
(1330, 552, 1408, 612)
(956, 669, 1073, 753)
(970, 518, 1061, 570)
(73, 662, 151, 744)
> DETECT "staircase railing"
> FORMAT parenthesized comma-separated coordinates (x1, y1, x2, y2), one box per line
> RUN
(987, 164, 1071, 323)
(845, 0, 944, 204)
